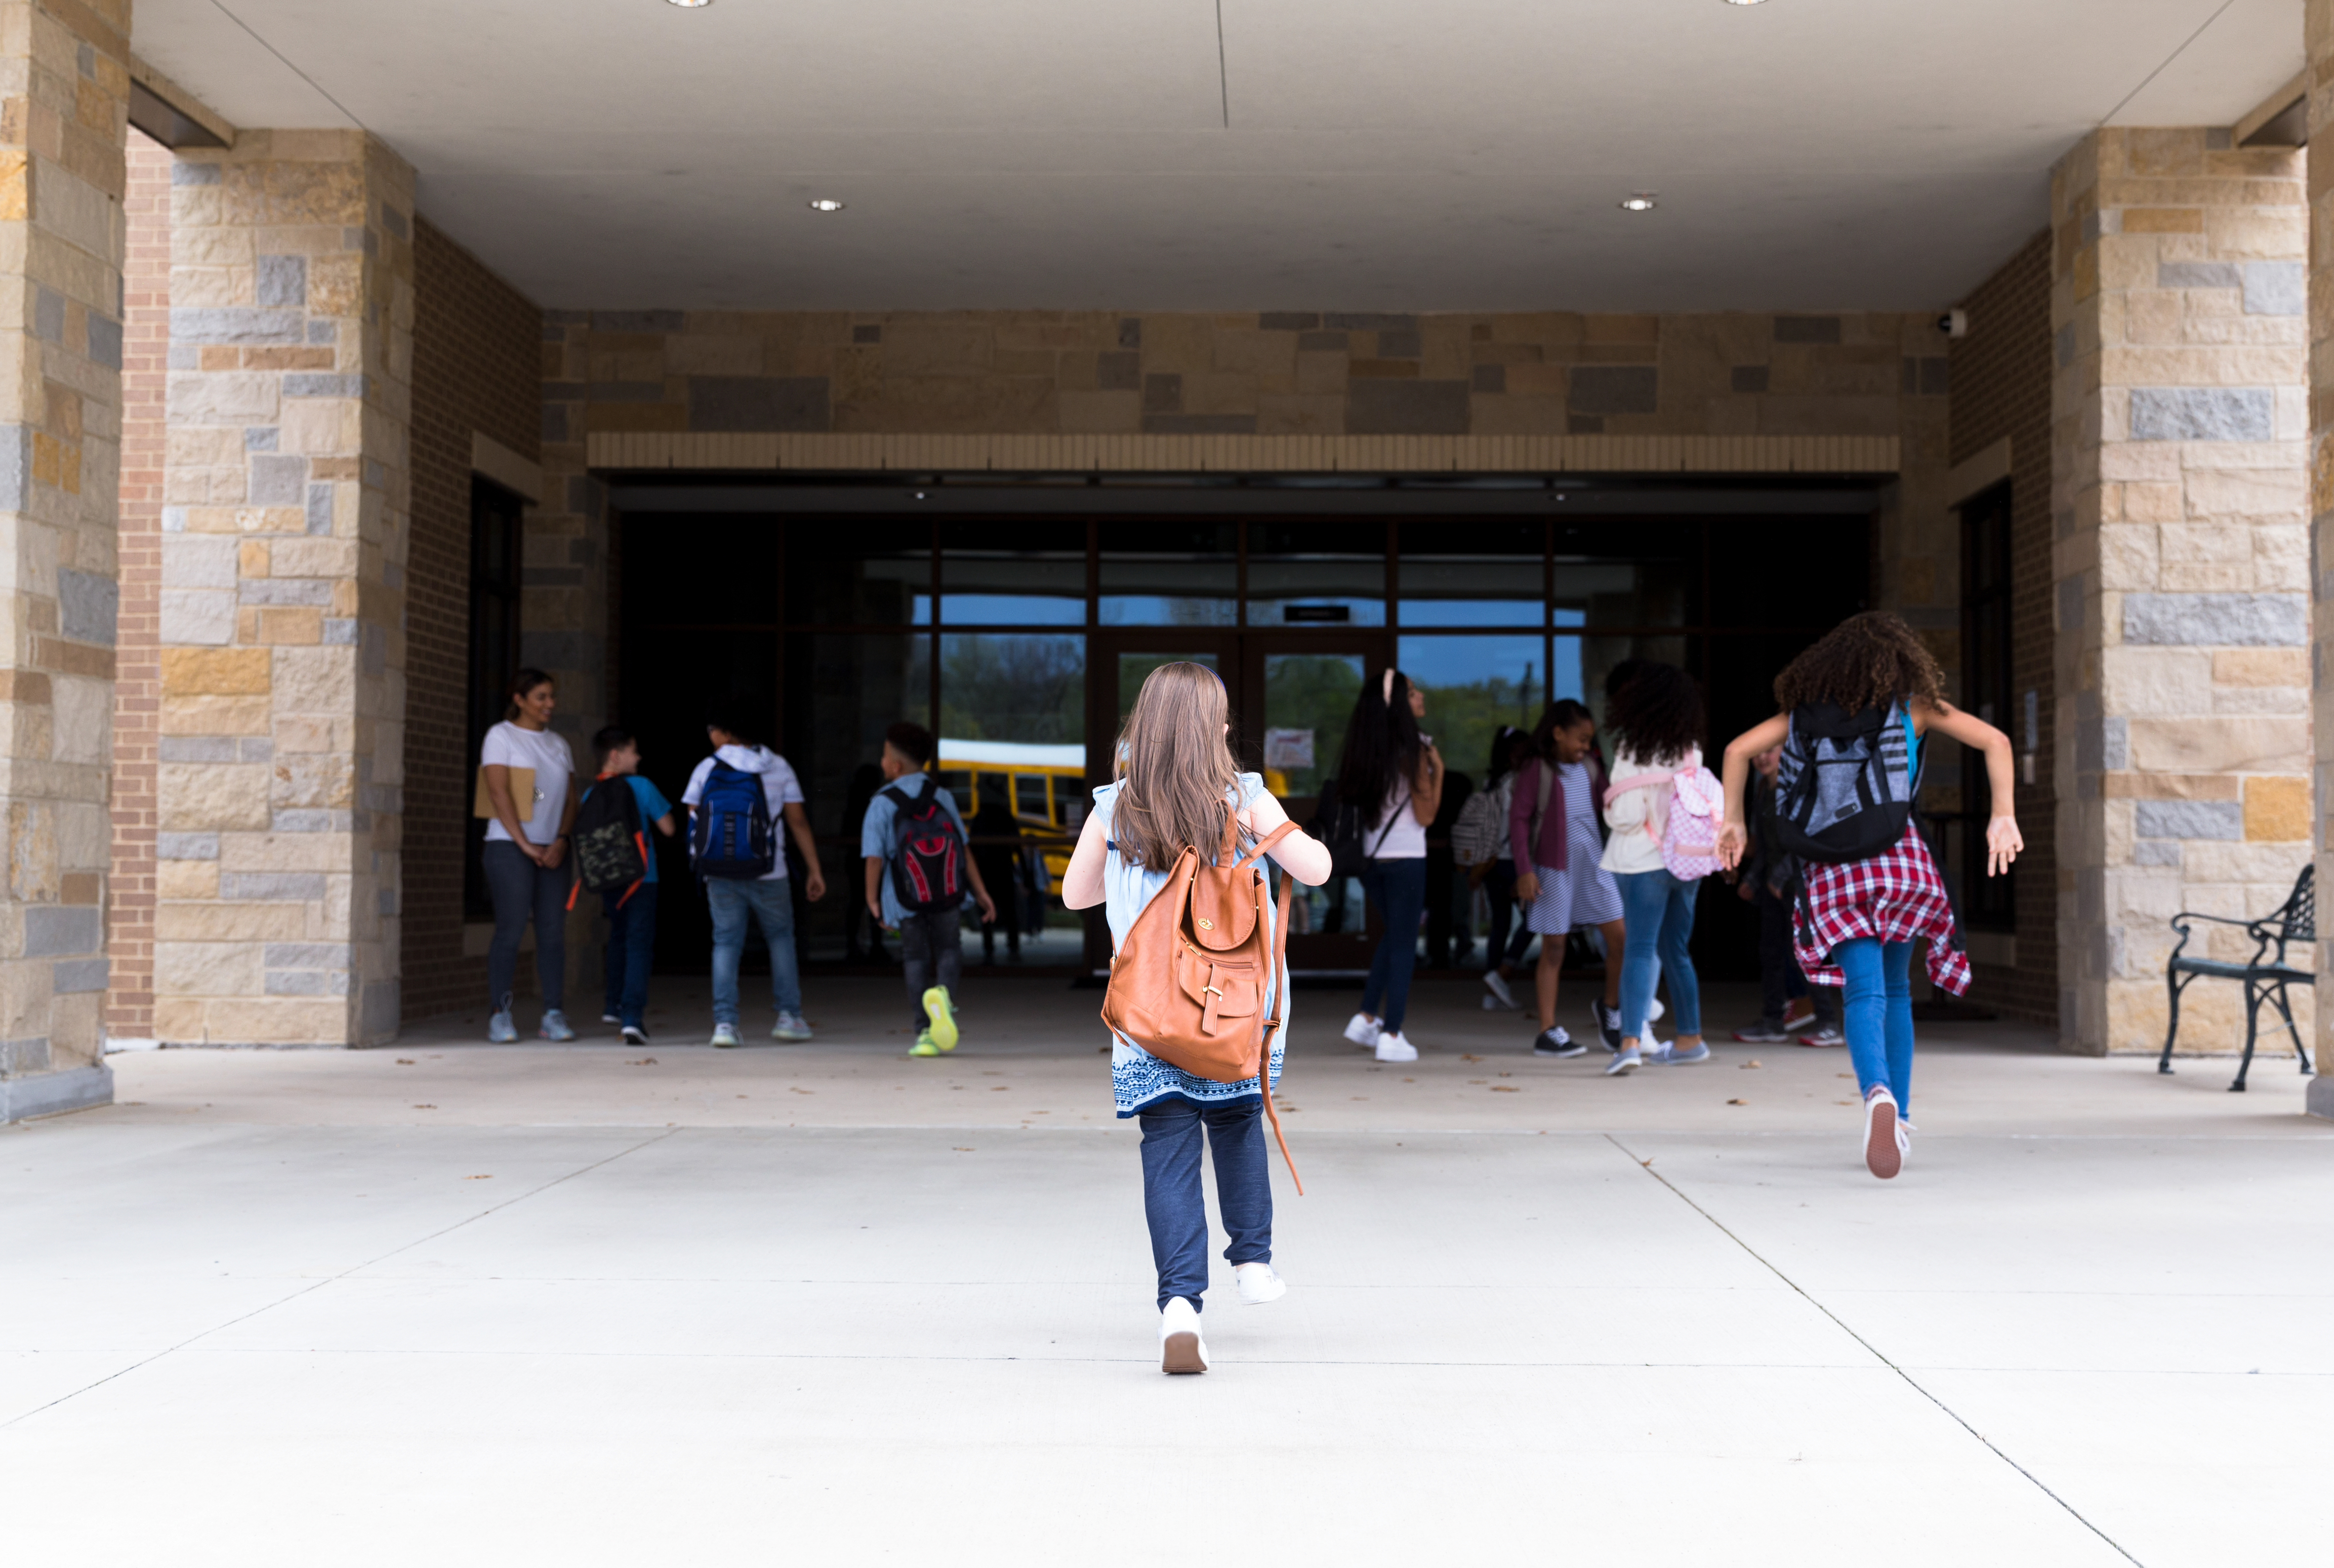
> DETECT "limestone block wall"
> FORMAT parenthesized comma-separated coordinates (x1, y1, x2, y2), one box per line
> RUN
(2051, 128, 2314, 1057)
(151, 130, 413, 1046)
(0, 0, 130, 1116)
(2311, 1, 2334, 1104)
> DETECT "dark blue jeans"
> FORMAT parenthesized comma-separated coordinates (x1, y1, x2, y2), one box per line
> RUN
(1138, 1098, 1272, 1312)
(1359, 857, 1427, 1032)
(601, 883, 658, 1028)
(1837, 937, 1915, 1112)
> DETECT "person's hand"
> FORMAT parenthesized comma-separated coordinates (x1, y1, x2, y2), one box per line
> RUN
(1468, 862, 1489, 890)
(868, 899, 886, 926)
(518, 839, 547, 867)
(1514, 872, 1540, 903)
(804, 868, 827, 901)
(1986, 816, 2024, 877)
(1715, 820, 1747, 871)
(539, 837, 567, 870)
(976, 889, 998, 925)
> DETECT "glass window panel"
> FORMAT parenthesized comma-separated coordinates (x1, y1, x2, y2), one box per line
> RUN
(1100, 521, 1237, 626)
(785, 520, 931, 625)
(1247, 521, 1386, 627)
(1397, 635, 1549, 797)
(1706, 515, 1867, 629)
(1115, 650, 1223, 735)
(1580, 633, 1694, 733)
(1397, 520, 1544, 627)
(941, 521, 1087, 625)
(1262, 650, 1369, 940)
(1551, 519, 1696, 627)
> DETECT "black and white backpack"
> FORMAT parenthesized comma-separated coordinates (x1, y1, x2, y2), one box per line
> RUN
(1770, 700, 1921, 865)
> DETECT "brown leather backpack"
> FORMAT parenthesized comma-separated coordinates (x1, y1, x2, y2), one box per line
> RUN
(1101, 808, 1304, 1193)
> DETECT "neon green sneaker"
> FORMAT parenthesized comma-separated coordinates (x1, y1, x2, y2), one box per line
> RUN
(923, 986, 958, 1053)
(909, 1029, 940, 1057)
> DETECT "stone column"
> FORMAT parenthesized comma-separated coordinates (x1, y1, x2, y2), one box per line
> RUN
(155, 130, 411, 1046)
(2310, 3, 2334, 1115)
(2051, 128, 2314, 1060)
(0, 1, 131, 1120)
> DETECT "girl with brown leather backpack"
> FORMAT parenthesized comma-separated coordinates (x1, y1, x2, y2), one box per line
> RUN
(1061, 662, 1332, 1375)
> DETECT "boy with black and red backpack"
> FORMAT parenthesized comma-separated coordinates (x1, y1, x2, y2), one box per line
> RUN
(859, 721, 996, 1057)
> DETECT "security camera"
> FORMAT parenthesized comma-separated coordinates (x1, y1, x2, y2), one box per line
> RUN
(1938, 309, 1968, 339)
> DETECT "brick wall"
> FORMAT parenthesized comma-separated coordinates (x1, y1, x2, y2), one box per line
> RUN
(405, 218, 544, 1021)
(105, 129, 170, 1042)
(1950, 231, 2059, 1025)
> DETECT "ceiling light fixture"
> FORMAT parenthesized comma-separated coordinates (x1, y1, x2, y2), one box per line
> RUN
(665, 0, 712, 8)
(1722, 0, 1768, 6)
(807, 198, 846, 212)
(1619, 193, 1658, 212)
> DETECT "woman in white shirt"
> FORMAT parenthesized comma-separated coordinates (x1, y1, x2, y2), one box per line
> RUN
(1598, 663, 1710, 1076)
(479, 668, 581, 1043)
(1336, 670, 1443, 1062)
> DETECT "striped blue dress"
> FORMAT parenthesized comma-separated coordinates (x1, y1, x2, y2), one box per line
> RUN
(1095, 772, 1291, 1118)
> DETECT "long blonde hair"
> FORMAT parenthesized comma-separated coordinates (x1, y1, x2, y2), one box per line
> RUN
(1113, 662, 1239, 868)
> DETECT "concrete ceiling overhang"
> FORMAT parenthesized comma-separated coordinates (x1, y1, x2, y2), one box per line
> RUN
(131, 0, 2304, 312)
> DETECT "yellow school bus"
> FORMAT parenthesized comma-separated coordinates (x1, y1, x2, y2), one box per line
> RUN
(935, 739, 1085, 897)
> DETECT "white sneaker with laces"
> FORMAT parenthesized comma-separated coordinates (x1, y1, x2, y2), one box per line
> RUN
(771, 1011, 814, 1042)
(1234, 1262, 1286, 1305)
(710, 1022, 742, 1048)
(1342, 1012, 1384, 1048)
(1648, 996, 1666, 1023)
(1864, 1088, 1902, 1180)
(600, 1012, 621, 1026)
(1160, 1296, 1208, 1374)
(1481, 970, 1515, 1009)
(620, 1025, 649, 1045)
(1374, 1031, 1419, 1063)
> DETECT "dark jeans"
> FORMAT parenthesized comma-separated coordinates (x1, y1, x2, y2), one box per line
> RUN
(1483, 860, 1536, 969)
(600, 883, 658, 1028)
(484, 839, 567, 1011)
(1359, 857, 1427, 1033)
(1138, 1097, 1272, 1311)
(900, 910, 963, 1027)
(1755, 882, 1836, 1025)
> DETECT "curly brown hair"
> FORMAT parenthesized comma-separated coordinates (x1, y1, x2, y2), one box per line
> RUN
(1772, 611, 1947, 714)
(1604, 663, 1704, 766)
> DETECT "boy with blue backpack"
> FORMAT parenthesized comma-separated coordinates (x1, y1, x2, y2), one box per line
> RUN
(860, 721, 996, 1057)
(681, 712, 828, 1047)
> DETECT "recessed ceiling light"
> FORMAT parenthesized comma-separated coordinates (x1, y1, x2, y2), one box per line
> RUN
(807, 198, 846, 212)
(665, 0, 712, 8)
(1619, 193, 1658, 212)
(1722, 0, 1767, 6)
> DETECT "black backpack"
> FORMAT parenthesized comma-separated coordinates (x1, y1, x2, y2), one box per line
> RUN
(882, 776, 968, 914)
(569, 775, 647, 908)
(1771, 700, 1922, 865)
(1308, 776, 1401, 878)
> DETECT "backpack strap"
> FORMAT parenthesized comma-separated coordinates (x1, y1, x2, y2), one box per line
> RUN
(1257, 858, 1304, 1196)
(1601, 769, 1676, 806)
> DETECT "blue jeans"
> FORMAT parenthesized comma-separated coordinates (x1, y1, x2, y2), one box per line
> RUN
(1138, 1097, 1271, 1311)
(706, 877, 802, 1024)
(1836, 937, 1914, 1112)
(1614, 869, 1702, 1041)
(1359, 857, 1427, 1032)
(601, 883, 658, 1028)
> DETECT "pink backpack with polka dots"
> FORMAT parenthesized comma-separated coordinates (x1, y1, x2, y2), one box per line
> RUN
(1603, 760, 1725, 882)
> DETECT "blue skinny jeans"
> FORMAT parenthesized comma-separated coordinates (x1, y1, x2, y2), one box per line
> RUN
(1359, 857, 1427, 1032)
(1836, 937, 1914, 1113)
(1613, 868, 1701, 1040)
(1138, 1098, 1272, 1312)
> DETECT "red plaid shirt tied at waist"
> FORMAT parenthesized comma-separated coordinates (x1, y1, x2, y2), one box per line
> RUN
(1791, 824, 1970, 996)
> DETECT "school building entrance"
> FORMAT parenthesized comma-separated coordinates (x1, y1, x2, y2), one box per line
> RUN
(605, 483, 1874, 981)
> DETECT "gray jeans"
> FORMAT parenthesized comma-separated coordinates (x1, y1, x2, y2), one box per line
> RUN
(485, 839, 568, 1011)
(900, 911, 962, 1027)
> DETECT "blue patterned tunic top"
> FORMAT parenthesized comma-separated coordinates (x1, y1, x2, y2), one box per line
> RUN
(1095, 772, 1291, 1118)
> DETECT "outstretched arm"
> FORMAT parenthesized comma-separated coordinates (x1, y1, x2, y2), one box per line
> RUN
(1914, 698, 2023, 875)
(1716, 714, 1789, 871)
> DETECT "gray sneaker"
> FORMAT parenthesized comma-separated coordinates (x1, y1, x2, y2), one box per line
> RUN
(487, 1008, 518, 1044)
(1655, 1041, 1712, 1065)
(537, 1010, 576, 1043)
(771, 1011, 813, 1042)
(711, 1022, 742, 1048)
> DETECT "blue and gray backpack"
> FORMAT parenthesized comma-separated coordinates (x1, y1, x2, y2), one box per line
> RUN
(1770, 700, 1921, 865)
(691, 761, 775, 879)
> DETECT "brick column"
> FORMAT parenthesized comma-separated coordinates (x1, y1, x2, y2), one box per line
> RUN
(2051, 128, 2313, 1059)
(2310, 4, 2334, 1115)
(0, 1, 130, 1121)
(155, 130, 412, 1046)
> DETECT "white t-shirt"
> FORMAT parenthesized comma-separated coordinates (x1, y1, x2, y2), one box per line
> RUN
(682, 745, 806, 882)
(1601, 745, 1699, 876)
(1370, 782, 1428, 860)
(481, 722, 575, 845)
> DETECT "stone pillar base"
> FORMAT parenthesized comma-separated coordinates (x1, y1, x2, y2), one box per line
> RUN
(2307, 1075, 2334, 1121)
(0, 1064, 116, 1124)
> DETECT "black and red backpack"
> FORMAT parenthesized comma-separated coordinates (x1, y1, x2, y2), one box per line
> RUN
(881, 774, 967, 913)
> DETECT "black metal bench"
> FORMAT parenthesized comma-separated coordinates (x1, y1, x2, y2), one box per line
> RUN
(2159, 864, 2315, 1092)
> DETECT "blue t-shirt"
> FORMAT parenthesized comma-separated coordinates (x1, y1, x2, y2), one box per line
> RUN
(860, 773, 969, 926)
(582, 774, 675, 883)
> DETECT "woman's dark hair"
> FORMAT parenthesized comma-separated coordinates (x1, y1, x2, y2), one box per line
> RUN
(1484, 725, 1527, 788)
(504, 667, 553, 721)
(1336, 670, 1422, 810)
(1603, 663, 1704, 766)
(1529, 698, 1595, 760)
(1772, 611, 1947, 715)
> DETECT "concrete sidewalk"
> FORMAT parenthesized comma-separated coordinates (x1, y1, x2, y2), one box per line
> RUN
(6, 978, 2328, 1566)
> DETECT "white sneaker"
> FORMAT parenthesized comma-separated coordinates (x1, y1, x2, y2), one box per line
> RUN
(1482, 993, 1504, 1010)
(600, 1012, 621, 1026)
(1374, 1031, 1418, 1063)
(1648, 995, 1666, 1023)
(771, 1011, 813, 1042)
(1159, 1296, 1208, 1374)
(1605, 1045, 1642, 1076)
(1234, 1262, 1286, 1305)
(1481, 969, 1515, 1009)
(711, 1023, 742, 1048)
(1343, 1012, 1384, 1047)
(1863, 1088, 1902, 1180)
